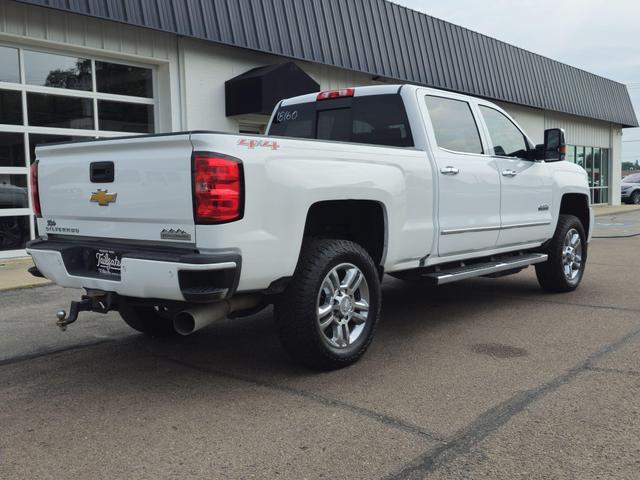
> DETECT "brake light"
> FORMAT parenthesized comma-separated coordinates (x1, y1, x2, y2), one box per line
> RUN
(193, 153, 243, 223)
(30, 161, 41, 218)
(316, 88, 355, 101)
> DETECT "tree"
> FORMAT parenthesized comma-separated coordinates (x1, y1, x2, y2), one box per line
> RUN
(44, 59, 91, 90)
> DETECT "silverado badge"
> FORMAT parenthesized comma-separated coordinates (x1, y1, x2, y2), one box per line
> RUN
(90, 189, 117, 206)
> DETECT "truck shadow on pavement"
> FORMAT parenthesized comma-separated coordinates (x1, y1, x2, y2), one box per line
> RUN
(120, 274, 545, 378)
(7, 272, 553, 387)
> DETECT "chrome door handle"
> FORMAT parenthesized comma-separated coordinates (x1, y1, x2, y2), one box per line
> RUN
(440, 166, 459, 175)
(502, 170, 517, 177)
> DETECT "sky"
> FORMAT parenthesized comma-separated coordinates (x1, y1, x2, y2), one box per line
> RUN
(393, 0, 640, 164)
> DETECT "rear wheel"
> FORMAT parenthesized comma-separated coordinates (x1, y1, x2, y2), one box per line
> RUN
(535, 214, 587, 293)
(274, 239, 381, 370)
(119, 304, 178, 337)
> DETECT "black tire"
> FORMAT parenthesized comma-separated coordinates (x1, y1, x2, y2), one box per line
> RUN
(631, 191, 640, 205)
(119, 304, 179, 337)
(274, 239, 381, 370)
(535, 214, 587, 293)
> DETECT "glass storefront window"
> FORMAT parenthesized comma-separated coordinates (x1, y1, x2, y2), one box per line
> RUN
(24, 51, 92, 91)
(27, 93, 94, 130)
(0, 175, 28, 209)
(0, 133, 25, 167)
(96, 61, 153, 98)
(0, 44, 156, 253)
(98, 100, 154, 133)
(0, 89, 24, 125)
(584, 147, 593, 184)
(601, 149, 609, 190)
(0, 215, 30, 251)
(0, 46, 20, 83)
(575, 146, 585, 168)
(568, 144, 611, 205)
(593, 148, 601, 188)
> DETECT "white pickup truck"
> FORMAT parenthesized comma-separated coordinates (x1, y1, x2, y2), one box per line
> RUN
(27, 84, 592, 369)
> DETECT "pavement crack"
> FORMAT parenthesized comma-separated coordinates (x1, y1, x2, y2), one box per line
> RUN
(0, 338, 116, 366)
(383, 325, 640, 480)
(493, 294, 640, 314)
(157, 355, 446, 444)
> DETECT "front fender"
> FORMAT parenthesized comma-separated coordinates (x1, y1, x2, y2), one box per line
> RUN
(550, 162, 592, 238)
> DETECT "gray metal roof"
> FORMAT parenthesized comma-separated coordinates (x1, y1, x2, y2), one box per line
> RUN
(15, 0, 638, 127)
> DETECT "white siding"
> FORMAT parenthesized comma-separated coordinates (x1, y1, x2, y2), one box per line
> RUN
(611, 127, 623, 205)
(180, 37, 377, 132)
(0, 1, 174, 60)
(498, 101, 613, 149)
(543, 111, 612, 149)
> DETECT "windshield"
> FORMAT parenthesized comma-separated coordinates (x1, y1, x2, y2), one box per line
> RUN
(268, 94, 414, 148)
(623, 173, 640, 183)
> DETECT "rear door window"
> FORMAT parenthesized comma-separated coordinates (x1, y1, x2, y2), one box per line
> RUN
(269, 94, 413, 147)
(424, 95, 483, 154)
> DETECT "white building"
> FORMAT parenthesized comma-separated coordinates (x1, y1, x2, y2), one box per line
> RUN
(0, 0, 637, 257)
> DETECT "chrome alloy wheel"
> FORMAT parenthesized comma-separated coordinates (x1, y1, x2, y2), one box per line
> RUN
(316, 263, 370, 349)
(562, 228, 583, 281)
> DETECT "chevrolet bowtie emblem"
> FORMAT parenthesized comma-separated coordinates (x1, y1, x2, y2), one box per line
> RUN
(90, 189, 117, 206)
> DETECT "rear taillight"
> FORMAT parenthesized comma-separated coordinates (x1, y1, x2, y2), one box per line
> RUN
(192, 153, 243, 224)
(30, 161, 41, 218)
(316, 88, 355, 101)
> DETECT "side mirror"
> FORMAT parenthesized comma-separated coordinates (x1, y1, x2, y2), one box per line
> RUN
(542, 128, 566, 162)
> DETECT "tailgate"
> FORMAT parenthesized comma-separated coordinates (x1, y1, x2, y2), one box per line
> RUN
(36, 134, 196, 244)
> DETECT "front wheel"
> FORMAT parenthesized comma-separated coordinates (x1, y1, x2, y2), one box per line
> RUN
(274, 239, 381, 370)
(535, 214, 587, 293)
(631, 191, 640, 205)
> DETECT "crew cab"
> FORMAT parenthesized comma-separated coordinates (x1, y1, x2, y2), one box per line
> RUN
(27, 84, 592, 370)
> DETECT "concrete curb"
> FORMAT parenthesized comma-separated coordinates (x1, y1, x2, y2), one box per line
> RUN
(0, 281, 51, 293)
(593, 205, 640, 217)
(0, 257, 51, 292)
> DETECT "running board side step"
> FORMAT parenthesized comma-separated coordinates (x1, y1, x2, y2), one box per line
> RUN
(422, 253, 548, 285)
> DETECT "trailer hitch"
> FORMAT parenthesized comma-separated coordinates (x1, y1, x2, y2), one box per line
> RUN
(55, 290, 115, 331)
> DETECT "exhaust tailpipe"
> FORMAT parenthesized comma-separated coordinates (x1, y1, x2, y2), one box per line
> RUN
(173, 294, 263, 336)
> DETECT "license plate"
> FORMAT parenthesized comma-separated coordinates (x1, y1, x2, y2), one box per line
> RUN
(94, 249, 122, 277)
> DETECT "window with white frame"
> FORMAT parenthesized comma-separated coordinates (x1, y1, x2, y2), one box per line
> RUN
(0, 44, 156, 257)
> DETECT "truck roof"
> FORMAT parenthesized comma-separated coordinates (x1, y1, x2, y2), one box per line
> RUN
(280, 84, 413, 106)
(279, 83, 489, 108)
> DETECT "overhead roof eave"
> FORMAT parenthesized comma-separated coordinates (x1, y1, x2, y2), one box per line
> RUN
(12, 0, 639, 128)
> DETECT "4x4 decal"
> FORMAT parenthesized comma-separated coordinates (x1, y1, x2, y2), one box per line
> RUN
(237, 138, 280, 150)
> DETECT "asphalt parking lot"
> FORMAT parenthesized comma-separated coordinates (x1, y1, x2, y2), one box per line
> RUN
(2, 211, 640, 479)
